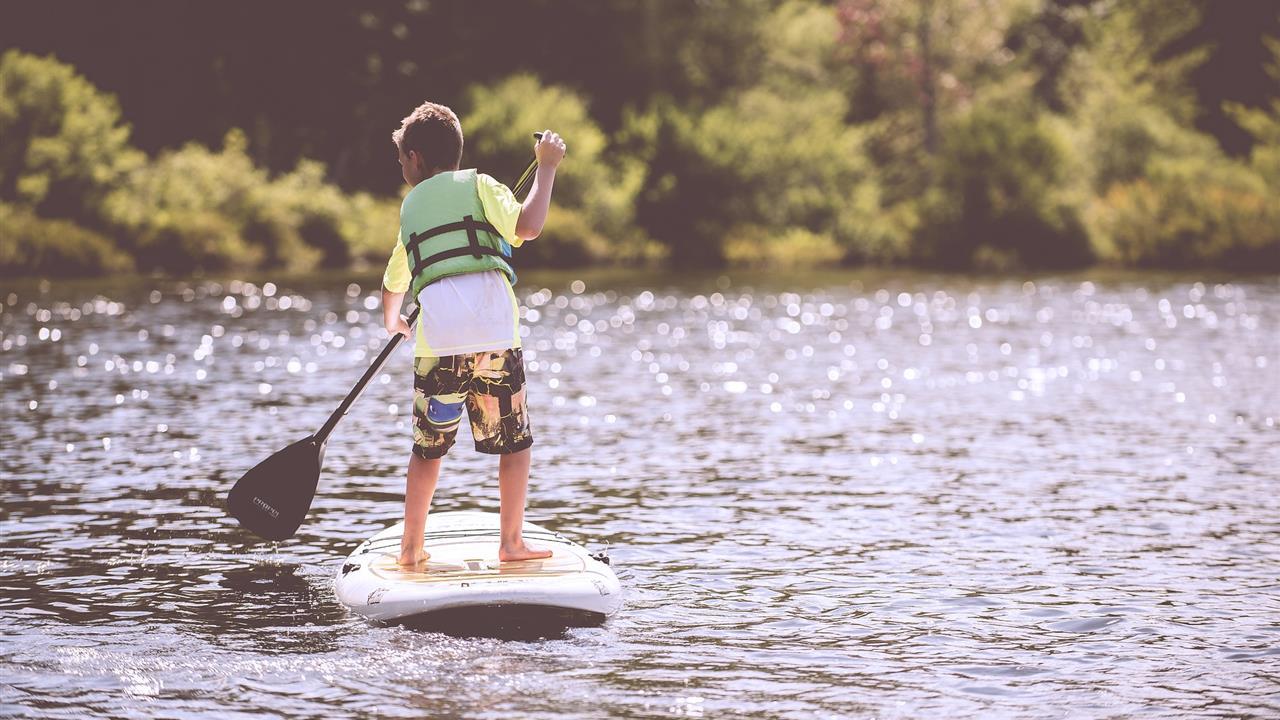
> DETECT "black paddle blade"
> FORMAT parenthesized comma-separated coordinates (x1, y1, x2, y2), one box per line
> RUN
(226, 436, 325, 541)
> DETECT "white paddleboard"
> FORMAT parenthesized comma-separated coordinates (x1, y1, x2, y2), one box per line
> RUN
(334, 511, 622, 623)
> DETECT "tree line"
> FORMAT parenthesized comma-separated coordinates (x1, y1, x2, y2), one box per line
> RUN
(1, 0, 1278, 277)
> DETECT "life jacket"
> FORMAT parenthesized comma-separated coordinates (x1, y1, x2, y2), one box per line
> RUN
(399, 169, 516, 299)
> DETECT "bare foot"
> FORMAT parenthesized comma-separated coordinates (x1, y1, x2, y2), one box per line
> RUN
(397, 550, 430, 568)
(499, 540, 553, 562)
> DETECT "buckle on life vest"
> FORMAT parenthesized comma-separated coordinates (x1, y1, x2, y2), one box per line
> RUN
(407, 215, 504, 277)
(464, 216, 483, 259)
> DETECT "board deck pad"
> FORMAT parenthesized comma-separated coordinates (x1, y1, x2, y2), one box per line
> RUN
(365, 546, 587, 583)
(335, 511, 622, 626)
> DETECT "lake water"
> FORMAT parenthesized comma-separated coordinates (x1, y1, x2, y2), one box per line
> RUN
(2, 269, 1278, 718)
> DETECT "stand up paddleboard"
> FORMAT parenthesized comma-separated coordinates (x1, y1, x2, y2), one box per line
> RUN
(335, 511, 622, 625)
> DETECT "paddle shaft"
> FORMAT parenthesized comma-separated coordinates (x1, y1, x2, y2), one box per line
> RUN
(314, 306, 420, 445)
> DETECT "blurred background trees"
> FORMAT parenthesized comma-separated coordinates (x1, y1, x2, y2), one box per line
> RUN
(1, 0, 1276, 277)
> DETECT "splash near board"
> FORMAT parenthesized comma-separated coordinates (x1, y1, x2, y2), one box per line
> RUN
(334, 511, 621, 624)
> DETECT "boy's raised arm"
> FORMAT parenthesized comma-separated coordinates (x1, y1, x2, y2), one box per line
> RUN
(514, 130, 566, 242)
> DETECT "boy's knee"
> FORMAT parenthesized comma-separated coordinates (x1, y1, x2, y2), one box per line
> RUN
(411, 444, 449, 462)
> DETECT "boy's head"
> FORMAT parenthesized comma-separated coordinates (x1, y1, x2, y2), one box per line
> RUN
(392, 101, 463, 185)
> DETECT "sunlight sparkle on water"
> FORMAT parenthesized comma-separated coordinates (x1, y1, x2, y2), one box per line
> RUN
(0, 272, 1276, 719)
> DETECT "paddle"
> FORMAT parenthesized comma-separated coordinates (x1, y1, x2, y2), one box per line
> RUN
(512, 131, 544, 197)
(226, 305, 420, 540)
(227, 133, 545, 541)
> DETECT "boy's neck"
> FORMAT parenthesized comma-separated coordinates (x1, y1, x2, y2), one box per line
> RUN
(416, 166, 461, 185)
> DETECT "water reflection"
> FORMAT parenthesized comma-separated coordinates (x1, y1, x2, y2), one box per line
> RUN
(1, 271, 1277, 718)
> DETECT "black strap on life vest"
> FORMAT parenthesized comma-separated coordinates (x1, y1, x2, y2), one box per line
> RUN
(407, 215, 505, 277)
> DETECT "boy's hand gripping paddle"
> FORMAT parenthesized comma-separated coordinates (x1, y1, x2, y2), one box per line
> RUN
(227, 133, 545, 541)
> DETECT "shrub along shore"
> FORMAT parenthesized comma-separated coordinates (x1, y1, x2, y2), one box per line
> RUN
(2, 2, 1278, 279)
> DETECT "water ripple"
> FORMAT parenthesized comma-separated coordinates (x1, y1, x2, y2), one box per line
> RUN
(1, 271, 1277, 718)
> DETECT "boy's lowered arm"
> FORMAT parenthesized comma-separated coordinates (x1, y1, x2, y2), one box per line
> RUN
(515, 130, 566, 241)
(382, 288, 411, 338)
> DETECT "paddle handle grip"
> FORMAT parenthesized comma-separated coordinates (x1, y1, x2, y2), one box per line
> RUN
(512, 132, 545, 198)
(315, 306, 420, 445)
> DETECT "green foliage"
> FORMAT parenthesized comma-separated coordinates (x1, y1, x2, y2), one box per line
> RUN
(264, 160, 355, 269)
(631, 103, 734, 268)
(0, 50, 143, 224)
(916, 104, 1092, 270)
(1087, 35, 1280, 271)
(101, 131, 396, 274)
(511, 206, 611, 268)
(0, 204, 134, 277)
(2, 3, 1276, 276)
(1232, 103, 1280, 188)
(762, 0, 852, 95)
(1227, 38, 1280, 187)
(645, 0, 774, 110)
(724, 226, 844, 268)
(1072, 0, 1206, 125)
(1054, 0, 1276, 270)
(1061, 1, 1218, 195)
(1079, 97, 1219, 195)
(1004, 1, 1091, 113)
(462, 74, 649, 266)
(340, 191, 402, 266)
(701, 87, 895, 261)
(103, 131, 274, 273)
(835, 0, 1031, 131)
(637, 2, 902, 268)
(1089, 156, 1279, 270)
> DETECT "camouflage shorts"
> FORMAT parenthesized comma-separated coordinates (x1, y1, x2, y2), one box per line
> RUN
(411, 347, 533, 459)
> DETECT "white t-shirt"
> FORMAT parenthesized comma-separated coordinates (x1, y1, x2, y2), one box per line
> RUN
(414, 270, 520, 356)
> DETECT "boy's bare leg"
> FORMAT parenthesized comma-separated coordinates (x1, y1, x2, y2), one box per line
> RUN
(399, 452, 441, 567)
(497, 447, 552, 562)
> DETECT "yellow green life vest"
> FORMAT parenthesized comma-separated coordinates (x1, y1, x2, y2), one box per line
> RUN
(399, 169, 516, 298)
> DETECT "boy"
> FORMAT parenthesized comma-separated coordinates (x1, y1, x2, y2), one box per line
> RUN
(381, 101, 565, 567)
